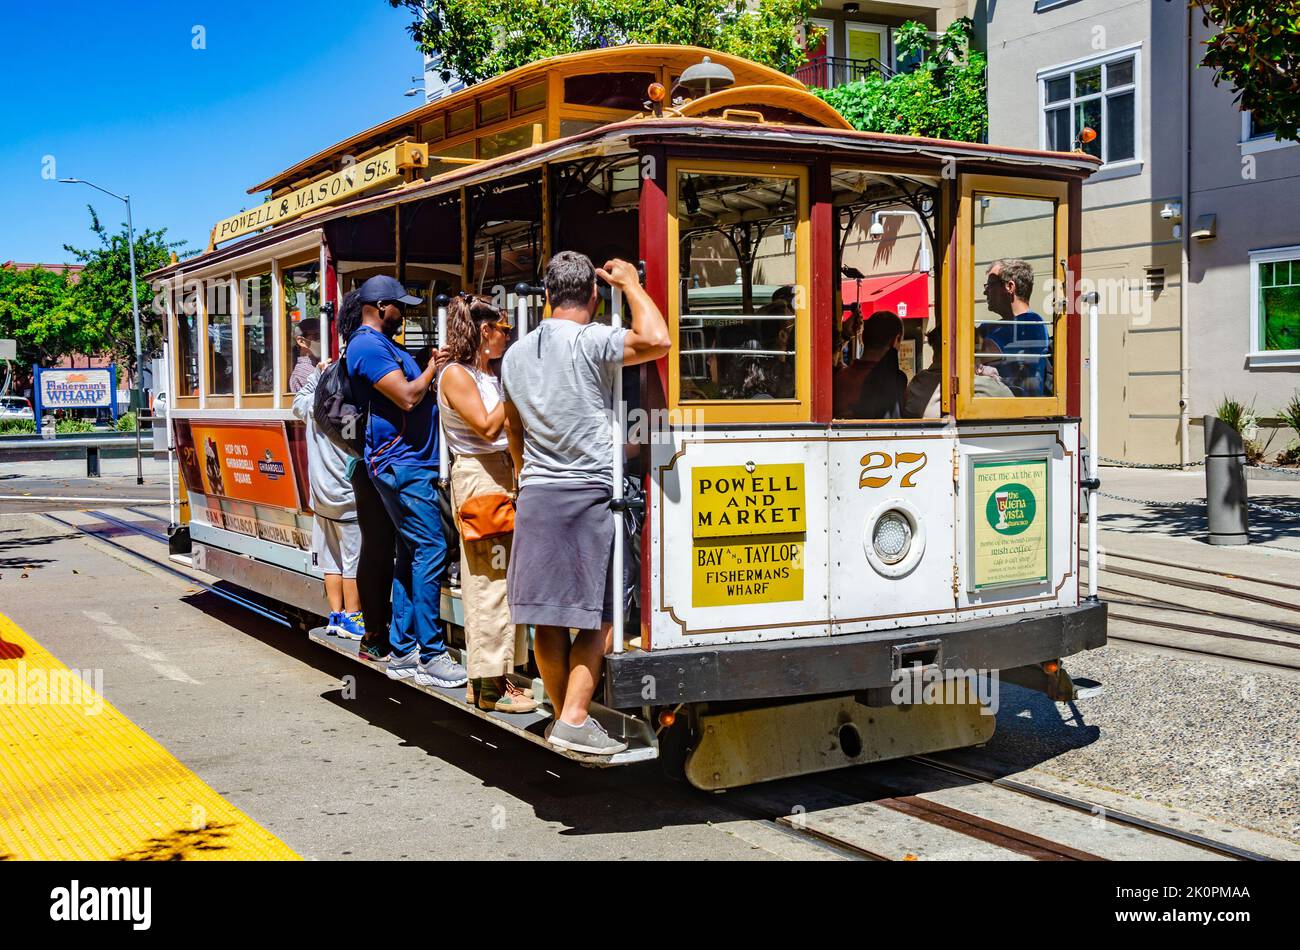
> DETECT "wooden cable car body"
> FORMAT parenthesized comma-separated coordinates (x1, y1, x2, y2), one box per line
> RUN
(149, 46, 1105, 789)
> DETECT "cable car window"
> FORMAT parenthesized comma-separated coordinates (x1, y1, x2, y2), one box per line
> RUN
(477, 123, 539, 159)
(676, 170, 799, 402)
(428, 140, 474, 177)
(282, 261, 320, 394)
(479, 94, 508, 125)
(971, 193, 1057, 400)
(448, 105, 474, 136)
(563, 72, 655, 111)
(175, 286, 200, 397)
(207, 279, 234, 396)
(241, 271, 274, 395)
(559, 118, 606, 137)
(513, 82, 546, 114)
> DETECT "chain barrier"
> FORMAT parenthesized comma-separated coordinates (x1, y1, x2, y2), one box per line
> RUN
(1099, 455, 1300, 478)
(1098, 491, 1198, 509)
(1251, 462, 1300, 477)
(1098, 491, 1300, 519)
(1098, 457, 1200, 470)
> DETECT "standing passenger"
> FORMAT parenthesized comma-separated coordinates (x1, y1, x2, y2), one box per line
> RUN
(291, 356, 363, 639)
(347, 275, 467, 687)
(439, 294, 537, 713)
(502, 253, 670, 755)
(336, 289, 397, 662)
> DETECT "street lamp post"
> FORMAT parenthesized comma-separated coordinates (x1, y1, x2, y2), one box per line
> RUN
(59, 178, 145, 415)
(60, 177, 146, 485)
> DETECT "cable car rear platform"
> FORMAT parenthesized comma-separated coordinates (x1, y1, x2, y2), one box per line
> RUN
(307, 627, 659, 767)
(603, 601, 1107, 708)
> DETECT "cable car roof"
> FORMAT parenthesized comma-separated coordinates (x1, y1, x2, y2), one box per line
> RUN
(151, 110, 1098, 282)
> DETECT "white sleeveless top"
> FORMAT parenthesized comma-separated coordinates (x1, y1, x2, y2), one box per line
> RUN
(437, 364, 508, 456)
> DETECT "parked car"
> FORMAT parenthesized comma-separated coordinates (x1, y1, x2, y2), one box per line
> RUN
(0, 396, 34, 421)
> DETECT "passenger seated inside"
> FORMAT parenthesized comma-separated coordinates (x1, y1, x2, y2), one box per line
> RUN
(903, 326, 943, 418)
(832, 310, 907, 418)
(979, 258, 1052, 397)
(903, 324, 1014, 417)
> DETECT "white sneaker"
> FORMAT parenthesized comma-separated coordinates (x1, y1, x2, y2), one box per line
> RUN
(385, 650, 419, 680)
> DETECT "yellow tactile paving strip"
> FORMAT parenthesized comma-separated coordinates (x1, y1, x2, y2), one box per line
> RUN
(0, 612, 297, 860)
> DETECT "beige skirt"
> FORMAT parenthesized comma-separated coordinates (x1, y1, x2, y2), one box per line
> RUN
(450, 451, 527, 678)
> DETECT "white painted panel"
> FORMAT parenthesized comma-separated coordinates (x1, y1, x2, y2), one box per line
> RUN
(828, 429, 958, 634)
(955, 424, 1079, 617)
(650, 430, 830, 649)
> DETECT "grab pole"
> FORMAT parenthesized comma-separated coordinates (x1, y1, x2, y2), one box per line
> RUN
(434, 294, 450, 486)
(610, 286, 626, 654)
(1083, 291, 1100, 600)
(514, 283, 543, 337)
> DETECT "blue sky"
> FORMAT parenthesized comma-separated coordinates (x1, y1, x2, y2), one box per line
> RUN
(0, 1, 426, 263)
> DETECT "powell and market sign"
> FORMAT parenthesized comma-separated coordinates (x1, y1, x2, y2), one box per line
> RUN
(211, 143, 428, 247)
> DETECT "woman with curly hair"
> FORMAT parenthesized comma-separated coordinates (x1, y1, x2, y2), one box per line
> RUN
(438, 293, 537, 713)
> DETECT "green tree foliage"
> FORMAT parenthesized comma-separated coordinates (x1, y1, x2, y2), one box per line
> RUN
(62, 207, 185, 380)
(810, 19, 987, 142)
(391, 0, 822, 85)
(0, 264, 94, 368)
(1192, 1, 1300, 141)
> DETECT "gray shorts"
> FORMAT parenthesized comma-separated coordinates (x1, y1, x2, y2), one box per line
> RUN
(507, 481, 613, 630)
(312, 516, 361, 578)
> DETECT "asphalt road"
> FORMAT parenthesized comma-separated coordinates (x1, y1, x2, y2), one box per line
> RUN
(2, 498, 1297, 859)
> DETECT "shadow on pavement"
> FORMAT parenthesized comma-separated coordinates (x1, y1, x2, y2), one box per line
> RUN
(1100, 496, 1300, 545)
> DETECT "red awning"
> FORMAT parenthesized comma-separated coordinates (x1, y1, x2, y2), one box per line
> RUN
(841, 272, 929, 320)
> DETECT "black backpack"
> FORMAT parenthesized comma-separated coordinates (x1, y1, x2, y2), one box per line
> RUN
(313, 354, 365, 458)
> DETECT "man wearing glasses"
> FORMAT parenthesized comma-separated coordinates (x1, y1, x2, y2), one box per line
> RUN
(981, 258, 1051, 398)
(347, 275, 468, 688)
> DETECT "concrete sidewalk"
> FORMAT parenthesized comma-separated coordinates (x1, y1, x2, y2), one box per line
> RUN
(1095, 464, 1300, 562)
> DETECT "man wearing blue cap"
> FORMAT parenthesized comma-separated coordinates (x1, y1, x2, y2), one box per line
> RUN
(347, 275, 467, 687)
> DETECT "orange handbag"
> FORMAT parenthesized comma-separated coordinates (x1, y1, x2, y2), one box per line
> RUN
(457, 492, 516, 542)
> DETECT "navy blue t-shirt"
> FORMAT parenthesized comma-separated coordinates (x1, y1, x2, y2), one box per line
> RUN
(347, 326, 439, 475)
(983, 310, 1050, 397)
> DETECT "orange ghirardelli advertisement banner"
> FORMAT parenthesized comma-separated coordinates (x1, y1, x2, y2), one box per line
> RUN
(188, 422, 301, 511)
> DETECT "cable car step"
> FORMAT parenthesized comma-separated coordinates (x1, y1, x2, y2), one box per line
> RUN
(307, 627, 658, 767)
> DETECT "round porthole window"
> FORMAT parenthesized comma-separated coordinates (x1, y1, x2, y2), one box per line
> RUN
(863, 501, 926, 578)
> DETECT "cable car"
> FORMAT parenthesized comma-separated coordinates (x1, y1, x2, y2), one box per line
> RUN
(148, 45, 1106, 790)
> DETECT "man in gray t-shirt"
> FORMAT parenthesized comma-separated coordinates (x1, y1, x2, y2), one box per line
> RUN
(502, 251, 670, 756)
(501, 315, 626, 487)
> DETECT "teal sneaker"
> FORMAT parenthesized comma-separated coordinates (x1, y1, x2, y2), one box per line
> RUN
(358, 640, 389, 663)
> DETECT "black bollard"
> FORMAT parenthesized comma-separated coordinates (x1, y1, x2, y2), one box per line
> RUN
(86, 444, 101, 478)
(1203, 415, 1248, 545)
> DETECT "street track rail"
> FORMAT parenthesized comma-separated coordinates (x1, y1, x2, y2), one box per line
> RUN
(1100, 550, 1300, 594)
(907, 755, 1272, 861)
(1094, 562, 1300, 617)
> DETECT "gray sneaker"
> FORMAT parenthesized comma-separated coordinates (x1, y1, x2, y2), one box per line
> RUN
(414, 651, 468, 688)
(547, 716, 628, 756)
(386, 649, 419, 680)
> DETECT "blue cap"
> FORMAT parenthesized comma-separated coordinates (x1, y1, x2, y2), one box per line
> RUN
(357, 275, 422, 307)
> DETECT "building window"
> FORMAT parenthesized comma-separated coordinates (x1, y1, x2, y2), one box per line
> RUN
(1245, 112, 1276, 141)
(1239, 111, 1297, 155)
(1039, 46, 1138, 165)
(1251, 247, 1300, 360)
